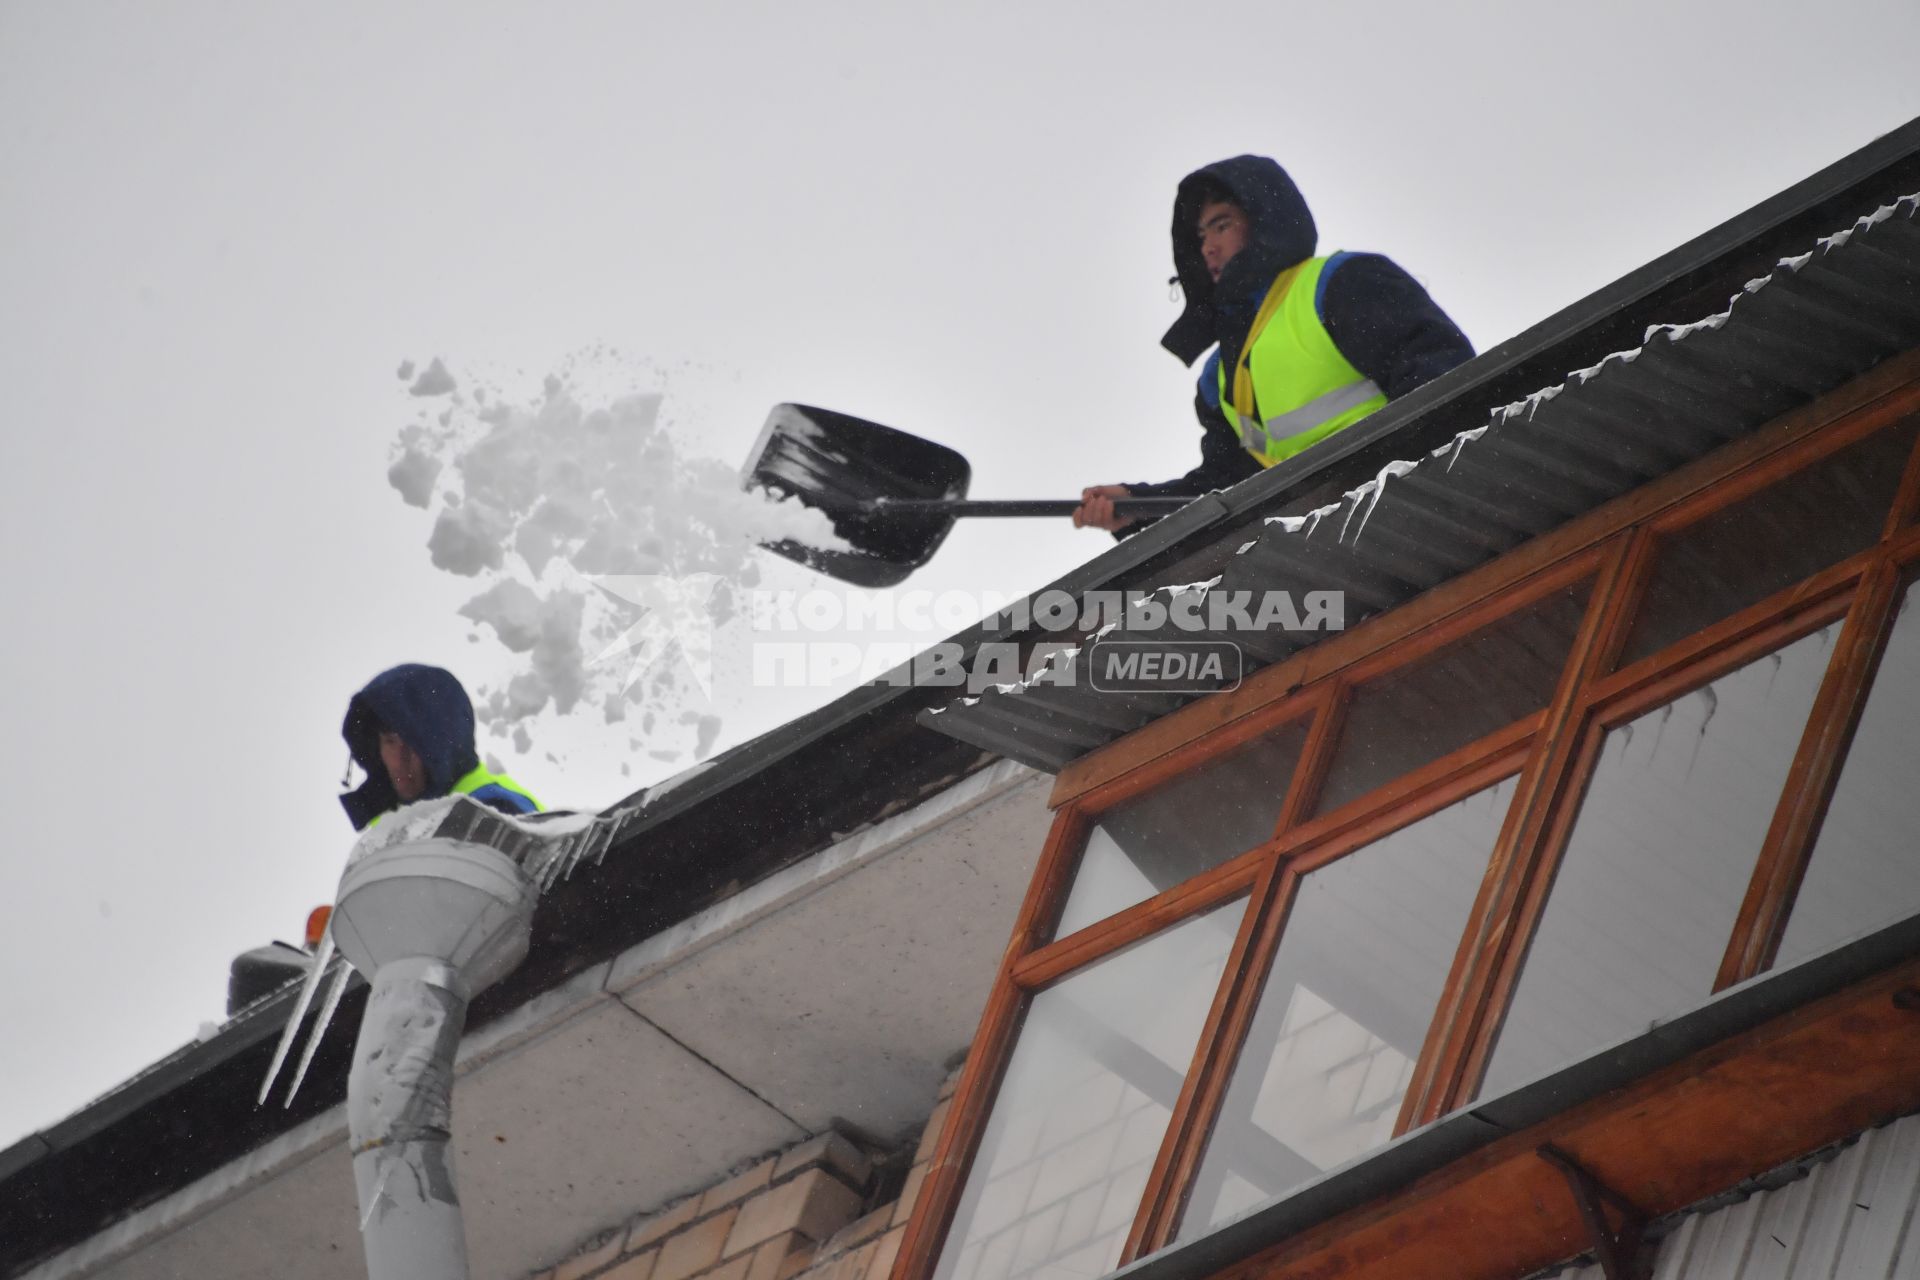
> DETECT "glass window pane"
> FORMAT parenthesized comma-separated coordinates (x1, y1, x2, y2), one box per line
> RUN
(1314, 585, 1590, 816)
(934, 900, 1248, 1280)
(1175, 776, 1518, 1239)
(1621, 418, 1916, 667)
(1478, 624, 1841, 1099)
(1776, 583, 1920, 966)
(1052, 724, 1306, 940)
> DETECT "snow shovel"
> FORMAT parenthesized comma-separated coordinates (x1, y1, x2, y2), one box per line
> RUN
(742, 404, 1193, 587)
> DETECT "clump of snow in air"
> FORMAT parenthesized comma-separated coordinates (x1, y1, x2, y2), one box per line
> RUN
(387, 352, 844, 766)
(408, 357, 457, 396)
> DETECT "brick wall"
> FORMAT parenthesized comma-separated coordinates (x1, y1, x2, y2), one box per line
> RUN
(529, 1073, 958, 1280)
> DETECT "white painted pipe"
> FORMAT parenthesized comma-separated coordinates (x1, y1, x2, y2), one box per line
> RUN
(349, 957, 473, 1280)
(332, 803, 539, 1280)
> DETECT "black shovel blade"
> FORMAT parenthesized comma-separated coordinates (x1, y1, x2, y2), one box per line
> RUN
(743, 404, 971, 588)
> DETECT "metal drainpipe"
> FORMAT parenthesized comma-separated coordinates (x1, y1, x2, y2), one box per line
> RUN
(329, 797, 541, 1280)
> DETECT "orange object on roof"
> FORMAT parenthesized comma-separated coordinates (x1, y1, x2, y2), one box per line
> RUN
(305, 905, 332, 949)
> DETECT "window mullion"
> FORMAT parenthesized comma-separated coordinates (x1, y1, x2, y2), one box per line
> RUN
(1716, 556, 1902, 988)
(1119, 682, 1347, 1256)
(1011, 851, 1264, 988)
(1881, 412, 1920, 536)
(1016, 808, 1092, 957)
(1406, 527, 1653, 1125)
(1275, 682, 1349, 833)
(1125, 858, 1299, 1258)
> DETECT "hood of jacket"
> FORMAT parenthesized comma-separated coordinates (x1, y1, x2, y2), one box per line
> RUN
(339, 663, 482, 830)
(1160, 155, 1318, 367)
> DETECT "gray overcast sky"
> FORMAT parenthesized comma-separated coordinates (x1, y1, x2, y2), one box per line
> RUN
(2, 0, 1917, 1148)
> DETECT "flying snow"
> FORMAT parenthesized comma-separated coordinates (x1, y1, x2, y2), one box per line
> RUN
(386, 356, 843, 765)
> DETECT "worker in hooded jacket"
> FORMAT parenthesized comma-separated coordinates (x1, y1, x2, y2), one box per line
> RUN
(1074, 156, 1474, 533)
(339, 663, 541, 830)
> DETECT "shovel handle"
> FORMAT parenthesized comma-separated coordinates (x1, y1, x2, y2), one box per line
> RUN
(863, 497, 1195, 517)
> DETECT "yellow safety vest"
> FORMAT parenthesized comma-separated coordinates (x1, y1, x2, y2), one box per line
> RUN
(1216, 255, 1387, 467)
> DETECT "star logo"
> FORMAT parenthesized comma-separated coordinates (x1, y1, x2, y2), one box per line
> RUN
(582, 573, 723, 699)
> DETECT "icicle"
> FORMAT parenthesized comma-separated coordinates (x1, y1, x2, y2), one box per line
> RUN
(1267, 502, 1339, 538)
(258, 929, 335, 1105)
(360, 1166, 393, 1232)
(1345, 459, 1419, 545)
(1496, 385, 1564, 425)
(1646, 702, 1677, 760)
(1646, 307, 1734, 346)
(1684, 684, 1719, 782)
(1338, 485, 1372, 543)
(1572, 348, 1640, 384)
(1447, 426, 1488, 471)
(1695, 684, 1719, 735)
(1040, 646, 1080, 682)
(283, 958, 352, 1107)
(1158, 576, 1222, 598)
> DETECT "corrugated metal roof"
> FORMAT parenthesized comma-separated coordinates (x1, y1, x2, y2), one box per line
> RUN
(926, 194, 1920, 774)
(1543, 1108, 1920, 1280)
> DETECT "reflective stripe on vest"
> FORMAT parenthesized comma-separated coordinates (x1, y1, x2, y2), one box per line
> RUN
(1228, 379, 1385, 457)
(1216, 254, 1389, 468)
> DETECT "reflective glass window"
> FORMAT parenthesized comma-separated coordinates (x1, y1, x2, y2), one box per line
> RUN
(1175, 776, 1518, 1238)
(1479, 624, 1841, 1099)
(1621, 419, 1916, 667)
(1776, 583, 1920, 966)
(934, 900, 1248, 1280)
(1314, 585, 1590, 816)
(1052, 724, 1306, 940)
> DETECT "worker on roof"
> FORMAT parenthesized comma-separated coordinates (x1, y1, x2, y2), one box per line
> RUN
(339, 663, 540, 830)
(1074, 156, 1474, 533)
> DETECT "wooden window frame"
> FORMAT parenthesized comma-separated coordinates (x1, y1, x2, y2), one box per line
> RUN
(891, 350, 1920, 1280)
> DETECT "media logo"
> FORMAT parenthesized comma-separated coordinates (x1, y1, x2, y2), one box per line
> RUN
(1087, 640, 1243, 694)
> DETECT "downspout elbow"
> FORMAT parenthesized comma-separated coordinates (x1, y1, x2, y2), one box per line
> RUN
(330, 801, 542, 1280)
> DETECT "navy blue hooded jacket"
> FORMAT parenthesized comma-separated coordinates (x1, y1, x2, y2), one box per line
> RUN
(339, 663, 535, 831)
(1128, 157, 1474, 507)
